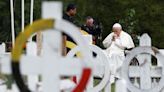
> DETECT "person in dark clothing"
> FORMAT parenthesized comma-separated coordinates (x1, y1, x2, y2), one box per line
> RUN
(63, 3, 79, 26)
(81, 16, 102, 44)
(62, 3, 79, 54)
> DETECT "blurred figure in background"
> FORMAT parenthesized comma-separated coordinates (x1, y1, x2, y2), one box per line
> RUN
(62, 3, 79, 55)
(63, 3, 79, 27)
(81, 16, 102, 45)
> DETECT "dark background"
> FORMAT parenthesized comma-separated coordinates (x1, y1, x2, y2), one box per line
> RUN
(0, 0, 164, 48)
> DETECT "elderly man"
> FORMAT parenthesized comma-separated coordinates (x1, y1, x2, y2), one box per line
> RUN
(103, 23, 134, 78)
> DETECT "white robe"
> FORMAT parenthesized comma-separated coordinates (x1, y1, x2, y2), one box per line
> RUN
(103, 31, 134, 78)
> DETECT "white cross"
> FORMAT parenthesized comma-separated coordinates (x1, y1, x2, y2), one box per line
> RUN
(122, 46, 164, 92)
(1, 20, 92, 92)
(0, 2, 93, 92)
(67, 45, 111, 92)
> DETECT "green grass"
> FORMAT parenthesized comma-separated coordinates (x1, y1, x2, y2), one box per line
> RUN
(1, 75, 116, 91)
(94, 78, 115, 92)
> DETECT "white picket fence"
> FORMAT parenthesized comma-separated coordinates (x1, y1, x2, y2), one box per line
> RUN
(119, 33, 164, 92)
(0, 34, 163, 92)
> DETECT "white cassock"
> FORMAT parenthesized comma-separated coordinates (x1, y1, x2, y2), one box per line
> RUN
(103, 31, 134, 78)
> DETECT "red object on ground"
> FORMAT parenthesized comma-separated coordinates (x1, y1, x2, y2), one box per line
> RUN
(73, 76, 77, 83)
(72, 68, 91, 92)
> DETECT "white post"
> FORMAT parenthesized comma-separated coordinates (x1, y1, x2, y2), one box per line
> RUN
(26, 41, 38, 91)
(28, 0, 34, 42)
(10, 0, 15, 47)
(42, 2, 62, 92)
(159, 50, 164, 66)
(104, 83, 111, 92)
(11, 84, 19, 92)
(30, 0, 34, 25)
(82, 35, 93, 89)
(0, 43, 6, 55)
(42, 1, 62, 20)
(21, 0, 25, 32)
(0, 85, 7, 92)
(116, 79, 127, 92)
(26, 1, 36, 89)
(139, 33, 151, 89)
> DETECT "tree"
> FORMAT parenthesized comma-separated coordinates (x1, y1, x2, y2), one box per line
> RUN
(1, 0, 164, 48)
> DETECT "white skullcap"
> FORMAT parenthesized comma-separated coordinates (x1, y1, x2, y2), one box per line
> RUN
(113, 23, 122, 29)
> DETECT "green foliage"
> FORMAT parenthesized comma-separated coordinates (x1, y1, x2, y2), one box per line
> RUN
(0, 0, 164, 48)
(119, 8, 139, 46)
(0, 0, 41, 43)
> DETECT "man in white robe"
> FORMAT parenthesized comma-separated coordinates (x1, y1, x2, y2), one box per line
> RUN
(103, 23, 134, 78)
